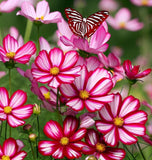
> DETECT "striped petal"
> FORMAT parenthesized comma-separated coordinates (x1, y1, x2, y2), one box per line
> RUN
(38, 141, 58, 156)
(0, 87, 9, 106)
(7, 115, 25, 127)
(12, 151, 27, 160)
(67, 98, 84, 111)
(70, 128, 86, 142)
(0, 111, 7, 120)
(118, 128, 137, 144)
(63, 116, 78, 137)
(85, 99, 103, 112)
(119, 96, 140, 117)
(60, 84, 78, 97)
(64, 146, 81, 159)
(35, 50, 51, 71)
(60, 51, 78, 70)
(96, 121, 113, 133)
(3, 138, 17, 156)
(3, 34, 18, 53)
(44, 120, 63, 140)
(52, 147, 64, 159)
(9, 90, 27, 108)
(12, 104, 33, 119)
(48, 77, 60, 88)
(49, 48, 64, 67)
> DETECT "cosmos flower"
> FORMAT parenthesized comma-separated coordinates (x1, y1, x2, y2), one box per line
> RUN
(107, 8, 144, 31)
(38, 116, 86, 159)
(0, 138, 27, 159)
(31, 48, 81, 88)
(0, 87, 33, 128)
(130, 0, 152, 6)
(96, 93, 147, 146)
(82, 129, 126, 159)
(17, 0, 62, 24)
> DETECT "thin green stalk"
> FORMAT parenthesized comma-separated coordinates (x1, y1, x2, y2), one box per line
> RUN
(56, 88, 59, 111)
(0, 121, 3, 138)
(123, 144, 136, 160)
(128, 83, 132, 96)
(36, 115, 40, 159)
(29, 140, 36, 160)
(36, 25, 40, 56)
(136, 141, 146, 160)
(24, 19, 33, 43)
(8, 69, 11, 137)
(5, 121, 7, 140)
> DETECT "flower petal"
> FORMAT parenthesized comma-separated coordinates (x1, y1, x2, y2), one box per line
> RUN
(44, 11, 62, 23)
(7, 115, 25, 127)
(64, 146, 81, 159)
(70, 128, 86, 142)
(0, 87, 9, 106)
(9, 90, 27, 109)
(12, 151, 27, 160)
(60, 84, 78, 97)
(44, 120, 63, 140)
(36, 0, 49, 18)
(52, 147, 64, 159)
(67, 98, 84, 111)
(96, 121, 113, 133)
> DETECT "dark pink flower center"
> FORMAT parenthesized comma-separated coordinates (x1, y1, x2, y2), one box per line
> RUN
(79, 90, 89, 99)
(6, 52, 15, 59)
(96, 143, 106, 152)
(60, 137, 69, 146)
(113, 116, 124, 127)
(2, 155, 10, 160)
(4, 106, 12, 114)
(50, 67, 60, 76)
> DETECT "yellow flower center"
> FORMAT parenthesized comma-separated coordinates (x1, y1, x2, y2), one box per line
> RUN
(113, 116, 124, 127)
(4, 106, 12, 114)
(2, 155, 10, 160)
(6, 52, 15, 59)
(119, 22, 126, 28)
(142, 0, 148, 5)
(43, 91, 50, 100)
(60, 137, 69, 146)
(96, 143, 106, 152)
(50, 67, 60, 76)
(79, 90, 89, 99)
(36, 16, 44, 20)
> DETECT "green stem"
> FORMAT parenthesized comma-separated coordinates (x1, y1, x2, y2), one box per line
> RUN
(56, 88, 59, 111)
(5, 121, 7, 140)
(128, 83, 132, 96)
(36, 115, 40, 159)
(8, 69, 11, 137)
(0, 121, 3, 138)
(24, 19, 33, 43)
(29, 139, 36, 160)
(123, 144, 136, 160)
(136, 141, 146, 160)
(36, 25, 40, 56)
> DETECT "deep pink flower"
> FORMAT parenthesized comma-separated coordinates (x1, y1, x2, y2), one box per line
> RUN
(142, 135, 152, 145)
(96, 93, 147, 146)
(17, 0, 62, 24)
(0, 138, 27, 159)
(31, 48, 81, 88)
(0, 87, 33, 128)
(82, 129, 126, 159)
(38, 116, 87, 159)
(123, 60, 151, 81)
(0, 34, 36, 64)
(130, 0, 152, 6)
(60, 66, 114, 112)
(57, 18, 110, 54)
(107, 8, 144, 31)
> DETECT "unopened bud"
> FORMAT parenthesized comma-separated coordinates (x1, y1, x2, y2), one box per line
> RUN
(23, 124, 32, 132)
(86, 155, 97, 160)
(33, 103, 40, 115)
(29, 133, 37, 142)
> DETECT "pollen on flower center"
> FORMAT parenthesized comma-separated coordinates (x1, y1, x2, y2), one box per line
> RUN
(50, 67, 60, 76)
(142, 0, 148, 5)
(36, 16, 44, 20)
(4, 106, 12, 114)
(113, 116, 124, 127)
(43, 91, 50, 100)
(60, 137, 69, 145)
(119, 22, 126, 28)
(79, 90, 89, 99)
(2, 155, 10, 160)
(6, 52, 15, 59)
(96, 143, 106, 152)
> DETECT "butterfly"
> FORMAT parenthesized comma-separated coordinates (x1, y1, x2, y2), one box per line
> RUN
(65, 8, 109, 39)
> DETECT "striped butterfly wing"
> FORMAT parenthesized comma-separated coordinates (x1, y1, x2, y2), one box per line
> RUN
(85, 11, 109, 38)
(65, 8, 84, 38)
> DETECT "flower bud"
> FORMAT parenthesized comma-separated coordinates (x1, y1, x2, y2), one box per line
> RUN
(23, 124, 32, 132)
(29, 133, 37, 142)
(86, 155, 97, 160)
(33, 103, 40, 115)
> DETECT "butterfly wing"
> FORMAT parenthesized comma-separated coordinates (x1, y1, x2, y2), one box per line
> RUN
(85, 11, 109, 38)
(65, 8, 84, 38)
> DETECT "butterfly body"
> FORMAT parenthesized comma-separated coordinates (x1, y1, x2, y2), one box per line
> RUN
(65, 8, 109, 39)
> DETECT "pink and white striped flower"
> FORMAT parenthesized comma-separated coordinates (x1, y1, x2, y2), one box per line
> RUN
(38, 116, 87, 159)
(107, 8, 144, 31)
(0, 34, 36, 64)
(0, 87, 33, 128)
(130, 0, 152, 6)
(17, 0, 62, 24)
(96, 93, 147, 146)
(60, 66, 114, 112)
(82, 129, 126, 160)
(0, 138, 27, 159)
(31, 48, 81, 88)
